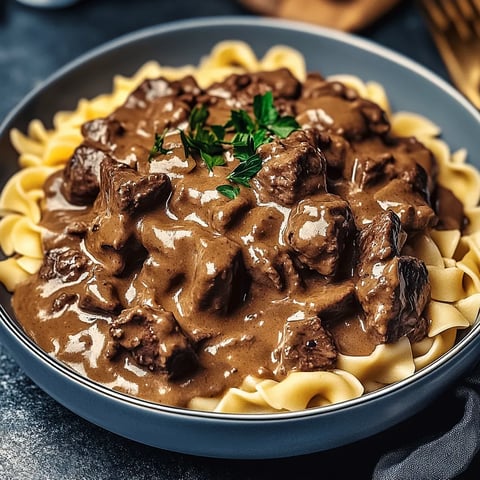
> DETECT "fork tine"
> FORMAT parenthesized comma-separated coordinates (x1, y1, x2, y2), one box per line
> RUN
(457, 0, 475, 19)
(420, 0, 448, 31)
(440, 0, 474, 41)
(458, 0, 480, 38)
(419, 0, 480, 109)
(465, 0, 480, 37)
(472, 0, 480, 14)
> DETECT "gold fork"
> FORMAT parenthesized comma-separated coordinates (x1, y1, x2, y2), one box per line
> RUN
(418, 0, 480, 109)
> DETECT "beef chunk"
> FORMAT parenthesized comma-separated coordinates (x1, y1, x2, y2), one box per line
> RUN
(286, 193, 354, 276)
(374, 178, 437, 232)
(62, 145, 107, 205)
(200, 69, 299, 124)
(306, 280, 357, 321)
(254, 129, 327, 206)
(301, 75, 358, 101)
(357, 209, 405, 264)
(357, 256, 430, 343)
(243, 245, 303, 292)
(237, 207, 303, 292)
(126, 76, 201, 108)
(112, 77, 197, 141)
(206, 68, 300, 106)
(107, 163, 171, 215)
(82, 118, 125, 150)
(39, 248, 90, 282)
(278, 317, 337, 373)
(209, 194, 252, 233)
(356, 211, 430, 343)
(108, 305, 198, 379)
(39, 248, 121, 314)
(189, 237, 249, 314)
(433, 185, 466, 231)
(350, 152, 395, 189)
(297, 77, 390, 140)
(88, 158, 171, 251)
(313, 132, 349, 174)
(388, 136, 438, 188)
(77, 266, 122, 315)
(358, 99, 390, 136)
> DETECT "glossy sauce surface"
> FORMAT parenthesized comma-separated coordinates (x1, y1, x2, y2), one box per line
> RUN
(12, 69, 464, 407)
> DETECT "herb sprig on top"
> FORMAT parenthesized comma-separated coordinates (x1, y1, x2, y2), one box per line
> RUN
(148, 91, 300, 199)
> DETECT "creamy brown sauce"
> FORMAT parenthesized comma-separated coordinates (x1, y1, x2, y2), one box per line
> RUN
(12, 69, 465, 408)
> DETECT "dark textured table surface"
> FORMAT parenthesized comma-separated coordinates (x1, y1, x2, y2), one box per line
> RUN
(0, 0, 478, 478)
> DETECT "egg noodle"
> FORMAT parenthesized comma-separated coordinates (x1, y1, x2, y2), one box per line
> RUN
(1, 41, 480, 413)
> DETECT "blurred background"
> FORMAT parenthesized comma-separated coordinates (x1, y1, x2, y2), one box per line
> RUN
(0, 0, 449, 122)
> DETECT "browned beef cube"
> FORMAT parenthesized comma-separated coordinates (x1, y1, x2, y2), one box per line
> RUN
(201, 69, 299, 123)
(298, 76, 389, 140)
(62, 145, 107, 205)
(125, 76, 201, 108)
(249, 69, 301, 99)
(108, 306, 198, 379)
(357, 210, 405, 264)
(285, 193, 354, 276)
(253, 129, 327, 206)
(189, 236, 249, 314)
(39, 248, 90, 282)
(39, 248, 121, 314)
(349, 152, 395, 189)
(387, 136, 438, 188)
(306, 280, 356, 321)
(209, 194, 252, 233)
(88, 158, 171, 252)
(104, 159, 171, 214)
(356, 256, 430, 343)
(285, 129, 347, 186)
(398, 163, 431, 201)
(81, 118, 125, 150)
(356, 211, 430, 343)
(432, 185, 466, 231)
(78, 271, 122, 315)
(301, 74, 357, 101)
(374, 178, 436, 232)
(206, 68, 300, 106)
(357, 99, 390, 136)
(278, 317, 337, 373)
(236, 206, 303, 291)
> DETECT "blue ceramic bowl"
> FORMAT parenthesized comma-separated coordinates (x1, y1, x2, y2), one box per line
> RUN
(1, 17, 480, 459)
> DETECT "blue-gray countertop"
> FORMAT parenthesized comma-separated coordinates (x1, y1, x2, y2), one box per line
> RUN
(0, 1, 478, 478)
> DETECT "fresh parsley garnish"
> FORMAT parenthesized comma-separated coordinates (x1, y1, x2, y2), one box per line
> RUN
(179, 105, 225, 171)
(226, 154, 263, 187)
(179, 91, 300, 199)
(147, 129, 172, 162)
(216, 184, 240, 200)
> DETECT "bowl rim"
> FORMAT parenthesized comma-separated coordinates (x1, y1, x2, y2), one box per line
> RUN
(1, 15, 480, 422)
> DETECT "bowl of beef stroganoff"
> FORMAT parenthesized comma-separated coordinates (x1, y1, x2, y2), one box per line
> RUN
(1, 17, 480, 459)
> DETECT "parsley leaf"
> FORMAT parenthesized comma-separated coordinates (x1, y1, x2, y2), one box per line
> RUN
(268, 115, 299, 138)
(227, 154, 263, 187)
(216, 184, 240, 199)
(179, 92, 300, 199)
(254, 90, 278, 127)
(147, 130, 172, 162)
(231, 133, 256, 162)
(226, 109, 255, 133)
(201, 151, 226, 171)
(189, 105, 209, 131)
(180, 105, 225, 171)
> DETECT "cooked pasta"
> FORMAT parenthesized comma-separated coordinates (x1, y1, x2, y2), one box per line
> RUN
(1, 40, 479, 414)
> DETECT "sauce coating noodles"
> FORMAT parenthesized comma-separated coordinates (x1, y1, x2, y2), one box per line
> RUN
(1, 41, 480, 413)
